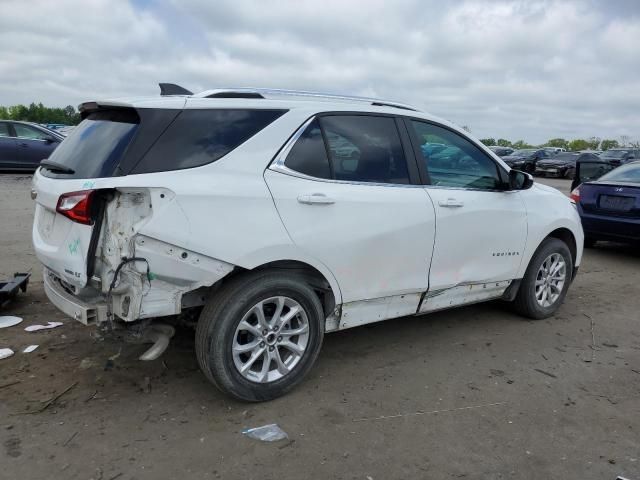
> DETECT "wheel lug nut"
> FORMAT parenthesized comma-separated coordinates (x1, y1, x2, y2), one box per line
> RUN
(277, 336, 283, 342)
(262, 329, 268, 335)
(269, 346, 274, 352)
(260, 341, 265, 348)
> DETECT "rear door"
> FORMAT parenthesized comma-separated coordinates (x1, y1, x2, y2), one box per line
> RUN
(13, 123, 59, 168)
(265, 113, 436, 305)
(405, 119, 527, 304)
(0, 122, 17, 168)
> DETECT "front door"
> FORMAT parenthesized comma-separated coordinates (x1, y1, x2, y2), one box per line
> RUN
(405, 119, 527, 304)
(265, 114, 436, 306)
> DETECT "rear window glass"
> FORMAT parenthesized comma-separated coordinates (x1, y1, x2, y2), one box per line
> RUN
(42, 109, 139, 178)
(133, 109, 285, 174)
(598, 162, 640, 183)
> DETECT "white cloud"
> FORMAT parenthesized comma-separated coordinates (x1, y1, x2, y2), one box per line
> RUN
(0, 0, 638, 143)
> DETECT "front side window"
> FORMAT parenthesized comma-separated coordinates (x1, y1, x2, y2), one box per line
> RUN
(410, 120, 502, 190)
(14, 124, 50, 140)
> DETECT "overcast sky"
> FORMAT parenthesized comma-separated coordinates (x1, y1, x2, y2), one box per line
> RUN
(1, 0, 638, 143)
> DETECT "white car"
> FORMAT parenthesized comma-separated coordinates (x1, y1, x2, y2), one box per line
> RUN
(32, 86, 583, 401)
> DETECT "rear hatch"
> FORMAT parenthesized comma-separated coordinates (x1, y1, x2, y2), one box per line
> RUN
(32, 107, 147, 289)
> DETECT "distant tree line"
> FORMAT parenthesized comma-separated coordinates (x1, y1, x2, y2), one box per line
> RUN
(477, 136, 639, 151)
(0, 103, 81, 125)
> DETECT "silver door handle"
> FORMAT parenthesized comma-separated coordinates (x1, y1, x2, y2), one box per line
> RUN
(438, 198, 464, 208)
(297, 193, 335, 205)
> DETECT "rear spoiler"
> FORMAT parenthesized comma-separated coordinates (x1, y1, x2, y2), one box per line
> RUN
(159, 83, 193, 96)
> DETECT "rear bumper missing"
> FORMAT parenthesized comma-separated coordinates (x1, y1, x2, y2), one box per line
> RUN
(43, 269, 107, 325)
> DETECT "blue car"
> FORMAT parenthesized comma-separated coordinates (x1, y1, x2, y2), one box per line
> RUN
(0, 120, 64, 171)
(571, 161, 640, 247)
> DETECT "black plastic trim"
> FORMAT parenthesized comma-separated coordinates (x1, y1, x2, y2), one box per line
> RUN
(159, 83, 193, 96)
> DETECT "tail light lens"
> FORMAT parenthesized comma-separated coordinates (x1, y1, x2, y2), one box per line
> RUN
(569, 187, 580, 203)
(56, 190, 95, 225)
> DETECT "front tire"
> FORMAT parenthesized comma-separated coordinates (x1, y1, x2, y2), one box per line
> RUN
(195, 271, 325, 402)
(512, 238, 573, 320)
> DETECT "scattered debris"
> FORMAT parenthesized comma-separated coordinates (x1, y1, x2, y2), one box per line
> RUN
(0, 272, 30, 308)
(63, 431, 78, 447)
(85, 390, 98, 403)
(25, 321, 63, 332)
(0, 348, 14, 360)
(0, 316, 23, 329)
(352, 402, 507, 422)
(139, 377, 152, 394)
(601, 342, 618, 348)
(79, 358, 96, 370)
(534, 368, 557, 379)
(15, 381, 78, 415)
(242, 424, 289, 442)
(22, 345, 38, 353)
(0, 380, 21, 389)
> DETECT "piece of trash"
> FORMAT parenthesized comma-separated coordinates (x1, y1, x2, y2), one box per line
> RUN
(242, 424, 288, 442)
(25, 321, 63, 332)
(0, 348, 15, 360)
(22, 345, 38, 353)
(0, 316, 23, 329)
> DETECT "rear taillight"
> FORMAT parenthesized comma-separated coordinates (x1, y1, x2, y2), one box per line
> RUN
(569, 187, 580, 203)
(56, 190, 95, 225)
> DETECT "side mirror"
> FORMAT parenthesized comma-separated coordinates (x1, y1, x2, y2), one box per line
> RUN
(509, 169, 534, 190)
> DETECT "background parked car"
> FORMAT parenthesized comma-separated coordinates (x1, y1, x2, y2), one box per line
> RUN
(599, 148, 639, 166)
(535, 151, 599, 179)
(0, 120, 64, 171)
(543, 147, 565, 155)
(502, 148, 550, 173)
(488, 146, 514, 157)
(571, 161, 640, 247)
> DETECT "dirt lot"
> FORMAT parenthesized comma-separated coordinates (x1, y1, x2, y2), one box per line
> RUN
(1, 173, 639, 480)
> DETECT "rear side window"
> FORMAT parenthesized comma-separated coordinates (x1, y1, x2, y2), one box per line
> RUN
(43, 109, 139, 179)
(0, 123, 10, 137)
(283, 115, 410, 185)
(134, 109, 285, 174)
(321, 116, 410, 184)
(284, 119, 331, 179)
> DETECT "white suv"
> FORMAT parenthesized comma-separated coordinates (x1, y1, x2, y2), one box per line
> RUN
(32, 86, 583, 401)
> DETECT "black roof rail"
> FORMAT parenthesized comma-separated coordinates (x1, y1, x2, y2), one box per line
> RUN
(159, 83, 193, 96)
(371, 101, 416, 111)
(206, 92, 265, 99)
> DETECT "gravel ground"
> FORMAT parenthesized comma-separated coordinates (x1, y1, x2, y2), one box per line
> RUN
(1, 173, 639, 480)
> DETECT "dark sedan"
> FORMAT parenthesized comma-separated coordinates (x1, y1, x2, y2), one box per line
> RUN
(0, 120, 64, 171)
(571, 161, 640, 247)
(502, 148, 550, 173)
(598, 148, 638, 166)
(535, 152, 599, 178)
(488, 146, 514, 157)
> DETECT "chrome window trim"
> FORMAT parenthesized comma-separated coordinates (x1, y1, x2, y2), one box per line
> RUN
(269, 115, 517, 192)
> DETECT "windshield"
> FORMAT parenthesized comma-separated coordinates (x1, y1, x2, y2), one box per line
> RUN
(512, 149, 535, 156)
(601, 150, 629, 159)
(43, 109, 139, 178)
(598, 162, 640, 183)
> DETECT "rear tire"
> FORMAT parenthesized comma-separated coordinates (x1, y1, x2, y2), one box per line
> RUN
(195, 270, 324, 402)
(512, 238, 573, 320)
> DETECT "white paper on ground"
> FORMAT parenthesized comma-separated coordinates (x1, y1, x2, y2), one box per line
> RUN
(23, 345, 39, 353)
(0, 348, 15, 360)
(25, 322, 63, 332)
(0, 316, 23, 329)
